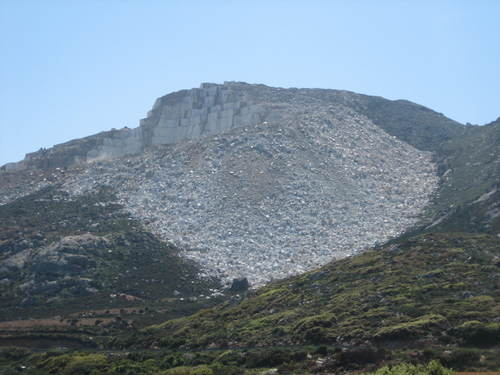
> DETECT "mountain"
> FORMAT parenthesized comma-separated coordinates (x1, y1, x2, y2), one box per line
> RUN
(426, 118, 500, 229)
(0, 82, 498, 373)
(116, 107, 497, 372)
(1, 82, 459, 289)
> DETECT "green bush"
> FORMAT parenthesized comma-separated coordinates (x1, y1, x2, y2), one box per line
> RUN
(161, 353, 187, 369)
(108, 359, 159, 375)
(452, 320, 500, 347)
(215, 350, 244, 366)
(209, 363, 243, 375)
(0, 347, 31, 361)
(291, 313, 336, 343)
(362, 360, 453, 375)
(375, 314, 447, 340)
(160, 365, 213, 375)
(38, 353, 108, 375)
(244, 349, 291, 368)
(336, 347, 388, 365)
(439, 348, 480, 370)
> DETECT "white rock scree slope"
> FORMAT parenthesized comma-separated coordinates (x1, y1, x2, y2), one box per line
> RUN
(1, 82, 439, 287)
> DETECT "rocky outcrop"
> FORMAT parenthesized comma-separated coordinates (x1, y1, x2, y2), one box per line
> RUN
(3, 234, 109, 272)
(1, 82, 463, 173)
(2, 82, 277, 171)
(140, 82, 270, 147)
(0, 234, 109, 300)
(1, 127, 142, 172)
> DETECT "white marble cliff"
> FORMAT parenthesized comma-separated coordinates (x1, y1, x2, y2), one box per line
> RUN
(1, 82, 270, 172)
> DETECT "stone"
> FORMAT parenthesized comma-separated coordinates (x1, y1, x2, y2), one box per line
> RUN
(229, 277, 250, 292)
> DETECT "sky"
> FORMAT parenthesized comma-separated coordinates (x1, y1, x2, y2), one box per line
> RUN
(0, 1, 499, 166)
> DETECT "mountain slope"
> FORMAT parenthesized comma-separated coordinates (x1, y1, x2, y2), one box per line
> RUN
(429, 118, 500, 220)
(0, 185, 221, 321)
(304, 88, 463, 152)
(58, 104, 438, 286)
(141, 232, 499, 349)
(134, 113, 499, 353)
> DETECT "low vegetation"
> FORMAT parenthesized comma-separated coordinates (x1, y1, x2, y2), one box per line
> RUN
(139, 233, 498, 353)
(0, 346, 476, 375)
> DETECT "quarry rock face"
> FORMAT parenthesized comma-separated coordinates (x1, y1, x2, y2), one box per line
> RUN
(8, 81, 456, 171)
(140, 83, 268, 147)
(3, 82, 276, 171)
(1, 82, 440, 287)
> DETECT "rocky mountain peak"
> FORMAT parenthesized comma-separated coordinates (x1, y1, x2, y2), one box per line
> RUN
(1, 82, 298, 172)
(2, 81, 461, 173)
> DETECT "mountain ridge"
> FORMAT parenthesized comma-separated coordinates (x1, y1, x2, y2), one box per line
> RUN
(1, 82, 464, 173)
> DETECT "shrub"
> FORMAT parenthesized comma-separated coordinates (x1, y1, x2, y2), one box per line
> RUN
(452, 320, 500, 347)
(161, 353, 187, 369)
(38, 353, 108, 375)
(438, 348, 480, 369)
(362, 360, 453, 375)
(108, 359, 160, 375)
(292, 313, 336, 343)
(209, 363, 243, 375)
(375, 314, 447, 340)
(215, 350, 244, 366)
(244, 349, 291, 368)
(336, 347, 388, 365)
(0, 347, 31, 361)
(160, 365, 213, 375)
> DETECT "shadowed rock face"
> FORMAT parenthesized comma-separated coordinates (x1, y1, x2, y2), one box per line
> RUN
(0, 187, 223, 318)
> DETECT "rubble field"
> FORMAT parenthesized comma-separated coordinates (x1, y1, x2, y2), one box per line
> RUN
(61, 103, 437, 286)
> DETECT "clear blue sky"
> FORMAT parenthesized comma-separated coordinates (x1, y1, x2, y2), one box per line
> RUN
(1, 1, 499, 166)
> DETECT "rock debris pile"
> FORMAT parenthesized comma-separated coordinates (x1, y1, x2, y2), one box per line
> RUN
(61, 100, 438, 286)
(1, 83, 440, 287)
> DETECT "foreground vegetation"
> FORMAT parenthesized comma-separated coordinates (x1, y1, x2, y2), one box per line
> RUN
(137, 233, 498, 351)
(1, 231, 498, 373)
(1, 345, 491, 375)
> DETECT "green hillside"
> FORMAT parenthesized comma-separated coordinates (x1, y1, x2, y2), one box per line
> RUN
(429, 119, 500, 222)
(143, 233, 499, 350)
